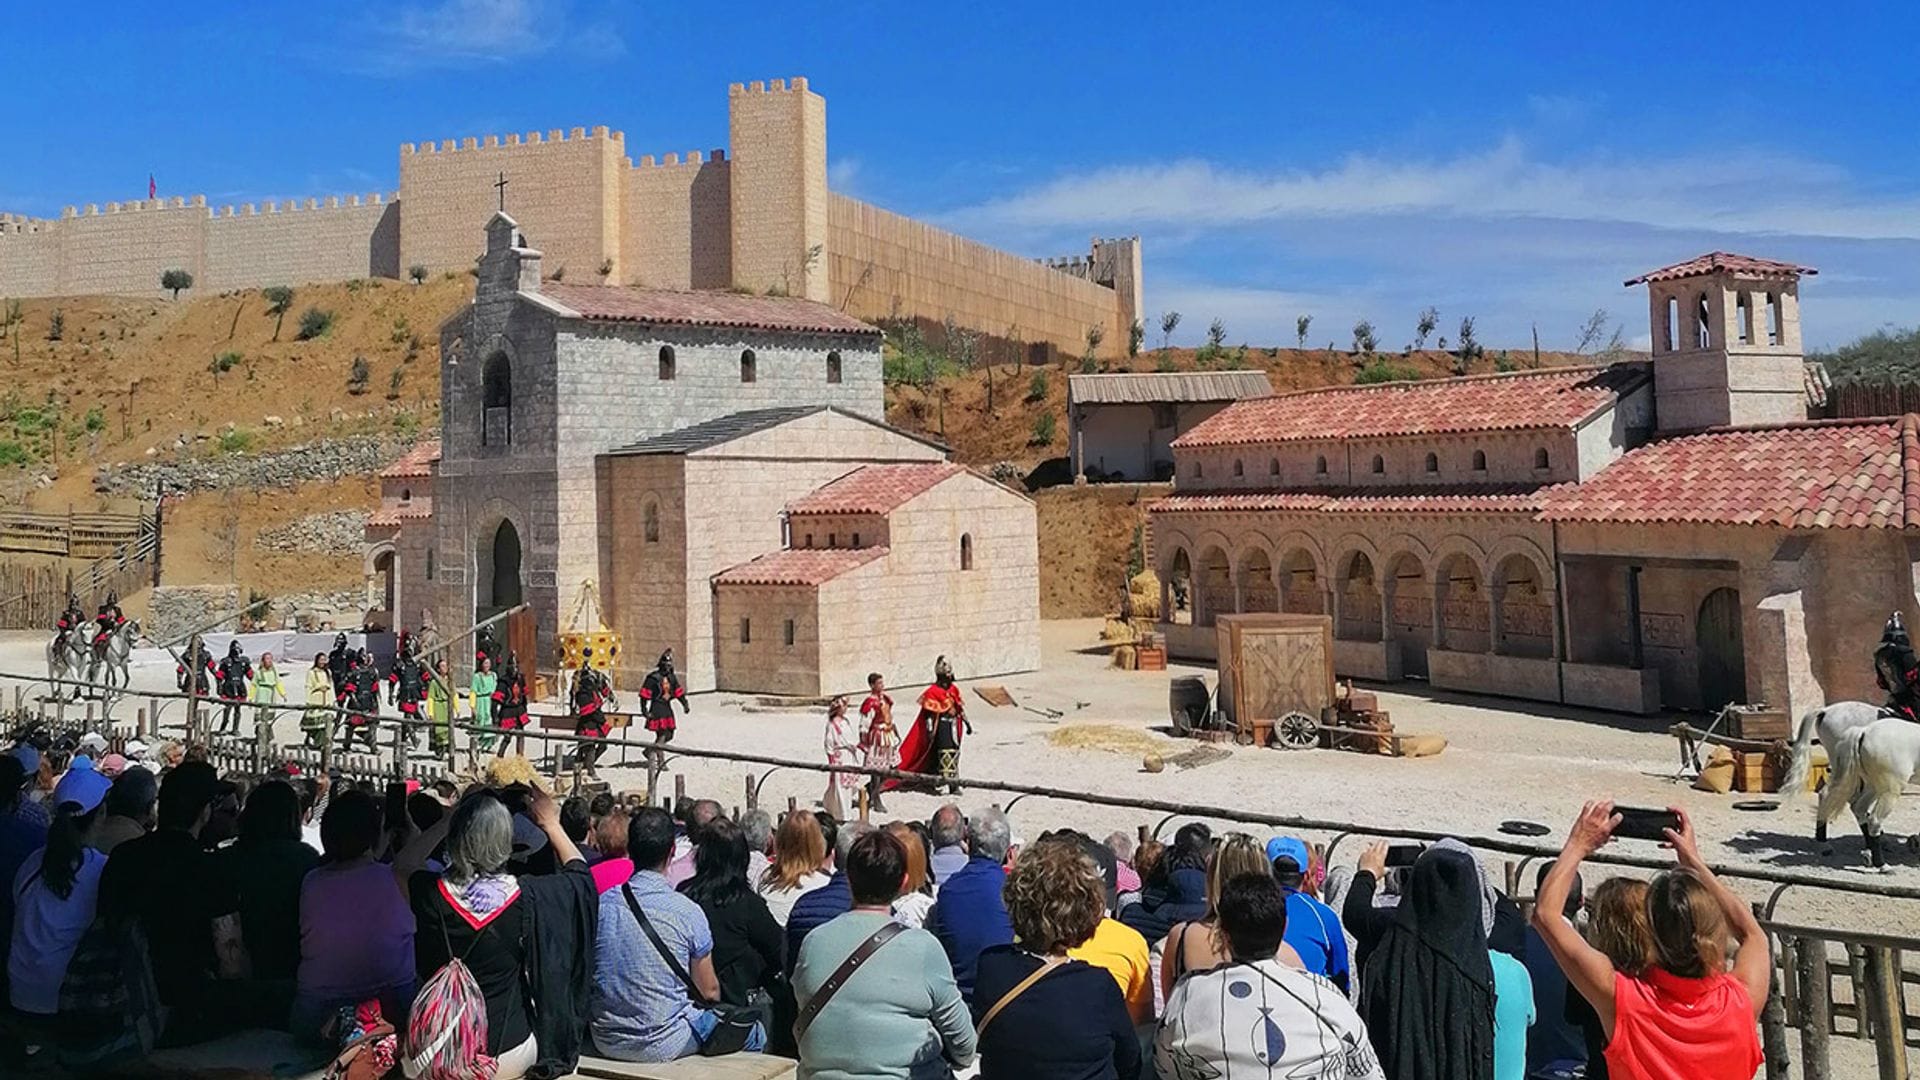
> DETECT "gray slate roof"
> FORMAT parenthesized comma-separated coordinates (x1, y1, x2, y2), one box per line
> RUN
(1068, 370, 1274, 406)
(605, 405, 947, 456)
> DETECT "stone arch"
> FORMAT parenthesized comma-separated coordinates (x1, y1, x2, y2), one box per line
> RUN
(1238, 545, 1277, 612)
(643, 498, 661, 543)
(1434, 550, 1489, 652)
(1162, 545, 1195, 625)
(1428, 534, 1490, 586)
(364, 540, 397, 628)
(1486, 536, 1555, 590)
(472, 500, 532, 620)
(1383, 548, 1433, 676)
(1335, 547, 1382, 641)
(1493, 552, 1555, 658)
(1279, 548, 1325, 615)
(1269, 530, 1328, 582)
(1197, 545, 1232, 627)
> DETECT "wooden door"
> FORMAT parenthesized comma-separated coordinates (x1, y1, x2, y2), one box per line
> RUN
(507, 606, 538, 682)
(1695, 587, 1746, 710)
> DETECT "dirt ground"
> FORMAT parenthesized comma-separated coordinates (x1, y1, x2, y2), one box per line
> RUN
(1036, 484, 1161, 617)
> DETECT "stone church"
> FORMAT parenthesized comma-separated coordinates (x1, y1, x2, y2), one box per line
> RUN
(370, 214, 1039, 696)
(1152, 253, 1912, 719)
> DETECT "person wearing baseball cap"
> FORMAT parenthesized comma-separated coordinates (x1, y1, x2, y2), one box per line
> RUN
(1267, 835, 1351, 994)
(8, 758, 114, 1017)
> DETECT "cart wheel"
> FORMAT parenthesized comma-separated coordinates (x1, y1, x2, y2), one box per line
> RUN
(1276, 711, 1319, 750)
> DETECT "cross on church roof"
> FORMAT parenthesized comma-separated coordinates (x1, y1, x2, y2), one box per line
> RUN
(494, 171, 508, 211)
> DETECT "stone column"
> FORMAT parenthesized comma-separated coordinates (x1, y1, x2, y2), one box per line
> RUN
(1748, 537, 1821, 718)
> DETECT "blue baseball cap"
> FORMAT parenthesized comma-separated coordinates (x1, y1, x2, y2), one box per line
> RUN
(1266, 836, 1311, 871)
(52, 766, 112, 815)
(8, 745, 40, 776)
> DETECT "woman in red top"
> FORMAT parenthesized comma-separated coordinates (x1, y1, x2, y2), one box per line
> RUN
(1533, 802, 1765, 1080)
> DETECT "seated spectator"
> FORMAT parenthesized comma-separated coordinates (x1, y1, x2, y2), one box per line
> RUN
(928, 803, 969, 886)
(975, 838, 1140, 1079)
(1490, 896, 1536, 1080)
(794, 829, 976, 1078)
(1269, 835, 1352, 993)
(926, 807, 1015, 1005)
(560, 795, 591, 847)
(403, 788, 594, 1080)
(666, 798, 722, 886)
(97, 761, 248, 1045)
(217, 780, 319, 988)
(0, 752, 50, 977)
(758, 809, 830, 927)
(680, 816, 785, 1010)
(788, 819, 870, 967)
(741, 807, 775, 885)
(1158, 873, 1383, 1080)
(1161, 834, 1303, 1004)
(588, 803, 633, 894)
(1106, 830, 1142, 902)
(1534, 803, 1764, 1080)
(886, 821, 935, 928)
(87, 766, 156, 855)
(7, 763, 112, 1016)
(290, 789, 416, 1040)
(592, 806, 767, 1061)
(1357, 843, 1497, 1080)
(1121, 824, 1210, 948)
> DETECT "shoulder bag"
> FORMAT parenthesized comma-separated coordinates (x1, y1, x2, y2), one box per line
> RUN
(791, 919, 907, 1042)
(621, 885, 767, 1056)
(977, 955, 1066, 1038)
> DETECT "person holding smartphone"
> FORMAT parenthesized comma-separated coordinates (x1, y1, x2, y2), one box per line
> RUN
(1532, 802, 1765, 1080)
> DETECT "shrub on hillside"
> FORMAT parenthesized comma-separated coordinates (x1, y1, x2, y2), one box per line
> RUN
(217, 428, 252, 454)
(262, 286, 296, 340)
(1026, 370, 1048, 403)
(347, 355, 371, 394)
(409, 264, 428, 285)
(46, 310, 63, 342)
(1029, 411, 1056, 446)
(296, 307, 335, 341)
(1354, 358, 1423, 384)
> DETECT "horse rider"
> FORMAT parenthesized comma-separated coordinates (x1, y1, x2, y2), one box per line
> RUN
(54, 592, 86, 653)
(93, 590, 126, 658)
(1873, 611, 1920, 722)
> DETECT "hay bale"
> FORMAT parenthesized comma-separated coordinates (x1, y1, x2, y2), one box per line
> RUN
(1102, 618, 1139, 643)
(484, 754, 548, 791)
(1112, 644, 1137, 669)
(1049, 724, 1163, 757)
(1129, 569, 1163, 620)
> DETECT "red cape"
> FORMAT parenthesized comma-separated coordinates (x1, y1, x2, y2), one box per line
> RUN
(885, 684, 964, 790)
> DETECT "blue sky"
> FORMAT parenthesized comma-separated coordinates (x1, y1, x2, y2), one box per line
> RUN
(5, 1, 1917, 350)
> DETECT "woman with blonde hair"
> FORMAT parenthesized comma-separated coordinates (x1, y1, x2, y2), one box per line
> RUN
(1535, 803, 1764, 1080)
(1159, 833, 1303, 1003)
(756, 808, 829, 927)
(885, 821, 935, 927)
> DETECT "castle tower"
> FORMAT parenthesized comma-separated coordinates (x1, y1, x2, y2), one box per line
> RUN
(1626, 252, 1815, 433)
(728, 78, 830, 302)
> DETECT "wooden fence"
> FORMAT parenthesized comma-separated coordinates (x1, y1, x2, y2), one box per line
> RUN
(0, 510, 146, 559)
(0, 520, 157, 629)
(1831, 380, 1920, 420)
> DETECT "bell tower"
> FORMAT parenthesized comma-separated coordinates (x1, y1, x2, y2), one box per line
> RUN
(1627, 252, 1815, 433)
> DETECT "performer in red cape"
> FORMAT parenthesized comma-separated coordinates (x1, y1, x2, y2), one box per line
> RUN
(890, 655, 971, 795)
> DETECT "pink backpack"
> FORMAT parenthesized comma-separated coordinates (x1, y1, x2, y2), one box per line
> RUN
(404, 916, 498, 1080)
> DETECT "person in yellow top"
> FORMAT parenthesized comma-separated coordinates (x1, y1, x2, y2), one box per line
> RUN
(302, 652, 333, 748)
(251, 651, 287, 739)
(427, 659, 455, 756)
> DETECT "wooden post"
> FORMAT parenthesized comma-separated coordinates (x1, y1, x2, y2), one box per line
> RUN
(787, 796, 798, 813)
(745, 773, 756, 811)
(1758, 919, 1790, 1080)
(1795, 936, 1832, 1080)
(146, 697, 158, 736)
(674, 774, 687, 810)
(1848, 944, 1873, 1039)
(1865, 946, 1908, 1080)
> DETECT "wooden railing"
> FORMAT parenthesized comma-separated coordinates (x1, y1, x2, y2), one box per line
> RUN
(0, 521, 157, 629)
(0, 510, 146, 558)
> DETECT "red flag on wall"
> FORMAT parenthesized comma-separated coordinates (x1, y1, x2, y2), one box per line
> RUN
(148, 174, 156, 199)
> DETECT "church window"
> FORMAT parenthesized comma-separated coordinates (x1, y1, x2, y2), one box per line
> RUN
(1424, 452, 1438, 474)
(1315, 455, 1328, 476)
(426, 547, 435, 580)
(1736, 293, 1753, 345)
(1192, 462, 1203, 479)
(481, 352, 512, 446)
(802, 533, 813, 549)
(1665, 296, 1679, 353)
(1472, 449, 1487, 472)
(961, 533, 974, 571)
(852, 532, 862, 549)
(740, 349, 757, 383)
(829, 533, 838, 547)
(659, 345, 676, 381)
(1370, 454, 1384, 475)
(740, 618, 751, 644)
(1695, 291, 1711, 349)
(784, 619, 796, 647)
(1233, 459, 1244, 478)
(1269, 458, 1280, 477)
(1534, 447, 1550, 470)
(644, 501, 660, 543)
(1766, 292, 1782, 346)
(402, 487, 412, 502)
(827, 350, 842, 384)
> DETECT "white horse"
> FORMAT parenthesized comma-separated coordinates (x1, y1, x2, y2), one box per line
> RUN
(1781, 700, 1889, 847)
(44, 628, 88, 702)
(88, 618, 139, 700)
(1821, 716, 1920, 870)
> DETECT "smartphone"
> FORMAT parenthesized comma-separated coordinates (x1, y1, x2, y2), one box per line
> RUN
(1385, 844, 1425, 868)
(1613, 806, 1682, 842)
(384, 781, 409, 828)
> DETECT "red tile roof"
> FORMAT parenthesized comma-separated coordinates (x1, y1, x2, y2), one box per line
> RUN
(381, 440, 440, 479)
(712, 546, 888, 587)
(787, 464, 966, 516)
(1151, 484, 1556, 516)
(540, 282, 880, 336)
(1624, 252, 1817, 286)
(1173, 364, 1647, 449)
(1541, 416, 1920, 529)
(367, 497, 433, 528)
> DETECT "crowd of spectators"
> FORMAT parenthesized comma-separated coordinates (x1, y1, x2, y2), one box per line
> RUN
(0, 727, 1771, 1080)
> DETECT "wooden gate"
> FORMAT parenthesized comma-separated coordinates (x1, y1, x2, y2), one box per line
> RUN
(1696, 587, 1747, 710)
(1215, 613, 1335, 736)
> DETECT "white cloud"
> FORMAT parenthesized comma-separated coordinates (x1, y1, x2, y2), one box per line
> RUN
(828, 158, 863, 195)
(947, 138, 1920, 242)
(348, 0, 624, 73)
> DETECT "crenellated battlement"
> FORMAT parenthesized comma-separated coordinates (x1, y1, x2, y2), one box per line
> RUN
(630, 148, 727, 170)
(727, 76, 813, 97)
(37, 193, 397, 223)
(401, 124, 622, 156)
(213, 193, 394, 217)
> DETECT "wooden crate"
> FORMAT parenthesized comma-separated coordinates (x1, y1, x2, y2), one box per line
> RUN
(1729, 707, 1791, 742)
(1215, 614, 1335, 741)
(1135, 647, 1166, 671)
(1732, 750, 1782, 794)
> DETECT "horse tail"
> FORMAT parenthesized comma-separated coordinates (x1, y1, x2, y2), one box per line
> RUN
(1825, 725, 1872, 813)
(1781, 706, 1824, 800)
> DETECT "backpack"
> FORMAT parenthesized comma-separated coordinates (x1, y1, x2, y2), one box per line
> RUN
(404, 901, 500, 1080)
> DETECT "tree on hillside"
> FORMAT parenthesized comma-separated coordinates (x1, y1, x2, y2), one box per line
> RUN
(1127, 319, 1144, 358)
(1574, 308, 1625, 358)
(1415, 306, 1439, 349)
(1456, 315, 1481, 360)
(1206, 319, 1226, 351)
(296, 307, 335, 341)
(262, 286, 295, 341)
(1083, 325, 1105, 372)
(1296, 314, 1312, 349)
(409, 264, 428, 285)
(1352, 319, 1377, 354)
(161, 269, 194, 301)
(1160, 311, 1181, 353)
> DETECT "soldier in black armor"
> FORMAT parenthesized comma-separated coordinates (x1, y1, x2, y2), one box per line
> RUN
(94, 590, 126, 657)
(387, 638, 429, 751)
(572, 650, 615, 776)
(343, 648, 382, 754)
(177, 636, 215, 696)
(327, 633, 353, 707)
(215, 640, 253, 734)
(1873, 611, 1920, 721)
(55, 592, 85, 653)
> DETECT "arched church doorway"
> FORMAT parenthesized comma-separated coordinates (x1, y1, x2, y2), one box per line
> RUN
(488, 520, 523, 611)
(1696, 587, 1746, 710)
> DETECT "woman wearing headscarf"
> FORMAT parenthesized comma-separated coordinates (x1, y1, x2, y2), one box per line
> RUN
(1356, 843, 1497, 1080)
